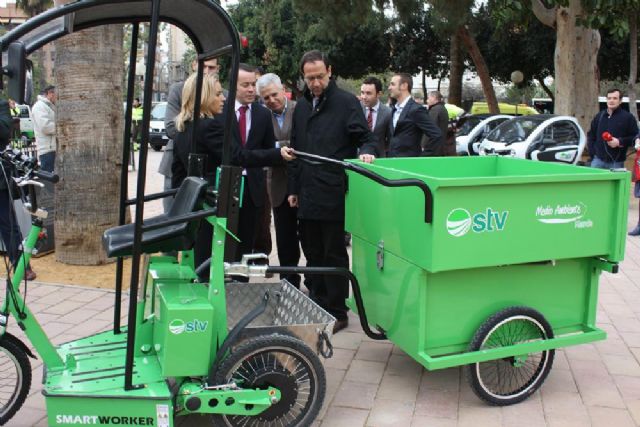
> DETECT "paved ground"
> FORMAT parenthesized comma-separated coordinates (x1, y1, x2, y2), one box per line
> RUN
(4, 150, 640, 426)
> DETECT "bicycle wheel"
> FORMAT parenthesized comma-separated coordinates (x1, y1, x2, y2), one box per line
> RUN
(211, 334, 325, 427)
(0, 335, 32, 425)
(466, 306, 554, 406)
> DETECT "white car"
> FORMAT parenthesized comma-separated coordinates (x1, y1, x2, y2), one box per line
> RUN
(149, 101, 168, 151)
(456, 114, 512, 155)
(478, 115, 586, 165)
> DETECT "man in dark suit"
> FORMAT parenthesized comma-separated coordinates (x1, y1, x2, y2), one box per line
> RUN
(360, 76, 392, 157)
(257, 73, 301, 288)
(231, 63, 282, 263)
(387, 72, 443, 157)
(288, 50, 377, 333)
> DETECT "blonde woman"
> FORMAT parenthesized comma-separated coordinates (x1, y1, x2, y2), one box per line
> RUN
(171, 73, 226, 188)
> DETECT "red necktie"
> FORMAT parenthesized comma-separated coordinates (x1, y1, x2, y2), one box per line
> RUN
(367, 108, 373, 130)
(239, 105, 248, 146)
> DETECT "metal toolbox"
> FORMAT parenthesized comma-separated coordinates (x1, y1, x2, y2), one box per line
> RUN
(225, 280, 336, 355)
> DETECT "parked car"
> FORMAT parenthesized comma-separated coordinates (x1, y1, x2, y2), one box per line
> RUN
(456, 114, 512, 155)
(470, 102, 539, 116)
(149, 101, 168, 151)
(478, 115, 586, 165)
(18, 104, 34, 141)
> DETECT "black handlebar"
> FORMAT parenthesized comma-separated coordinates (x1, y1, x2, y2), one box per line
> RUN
(0, 148, 58, 183)
(34, 169, 59, 183)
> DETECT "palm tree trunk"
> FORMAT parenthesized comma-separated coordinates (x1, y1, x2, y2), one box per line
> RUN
(628, 15, 638, 120)
(448, 29, 463, 106)
(54, 25, 124, 265)
(457, 25, 499, 114)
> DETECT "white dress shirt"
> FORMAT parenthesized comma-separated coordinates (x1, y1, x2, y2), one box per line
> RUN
(393, 97, 410, 129)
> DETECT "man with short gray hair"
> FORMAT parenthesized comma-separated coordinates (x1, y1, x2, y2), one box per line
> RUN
(257, 73, 301, 288)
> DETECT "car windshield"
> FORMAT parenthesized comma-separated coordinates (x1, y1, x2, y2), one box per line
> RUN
(150, 103, 166, 121)
(457, 116, 483, 136)
(486, 117, 545, 144)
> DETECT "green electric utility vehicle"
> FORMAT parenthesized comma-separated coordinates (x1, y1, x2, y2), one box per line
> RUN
(0, 1, 337, 426)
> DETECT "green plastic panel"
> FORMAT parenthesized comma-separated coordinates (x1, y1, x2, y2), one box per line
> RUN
(346, 156, 629, 272)
(350, 235, 604, 369)
(154, 282, 214, 377)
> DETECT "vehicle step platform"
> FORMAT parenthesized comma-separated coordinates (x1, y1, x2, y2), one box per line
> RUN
(43, 330, 173, 427)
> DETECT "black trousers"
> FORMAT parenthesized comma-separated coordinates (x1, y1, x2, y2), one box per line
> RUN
(273, 199, 300, 288)
(299, 218, 349, 321)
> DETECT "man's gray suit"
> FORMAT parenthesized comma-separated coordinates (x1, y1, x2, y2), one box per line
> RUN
(158, 81, 183, 212)
(268, 100, 301, 287)
(363, 102, 392, 157)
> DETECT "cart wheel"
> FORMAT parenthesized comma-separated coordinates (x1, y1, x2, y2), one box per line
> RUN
(466, 306, 554, 406)
(0, 335, 32, 424)
(212, 334, 325, 427)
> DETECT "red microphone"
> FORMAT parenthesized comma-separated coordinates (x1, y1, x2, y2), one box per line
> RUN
(602, 131, 613, 142)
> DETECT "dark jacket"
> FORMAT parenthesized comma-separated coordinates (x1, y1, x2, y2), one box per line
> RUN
(172, 114, 282, 192)
(228, 102, 283, 207)
(587, 107, 639, 163)
(388, 98, 443, 157)
(0, 100, 14, 192)
(289, 79, 376, 221)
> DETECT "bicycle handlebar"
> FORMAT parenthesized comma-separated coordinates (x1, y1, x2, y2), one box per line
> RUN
(34, 169, 59, 184)
(0, 148, 58, 183)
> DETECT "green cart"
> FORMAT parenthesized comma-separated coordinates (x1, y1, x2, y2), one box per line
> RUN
(343, 155, 629, 405)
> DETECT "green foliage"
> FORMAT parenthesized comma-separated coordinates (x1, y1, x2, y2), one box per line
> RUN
(388, 6, 448, 78)
(16, 0, 52, 16)
(228, 0, 390, 91)
(475, 3, 555, 85)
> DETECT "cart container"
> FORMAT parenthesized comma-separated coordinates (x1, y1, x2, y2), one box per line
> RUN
(345, 156, 629, 370)
(346, 156, 629, 273)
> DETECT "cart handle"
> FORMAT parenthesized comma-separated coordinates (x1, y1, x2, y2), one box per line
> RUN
(291, 150, 433, 223)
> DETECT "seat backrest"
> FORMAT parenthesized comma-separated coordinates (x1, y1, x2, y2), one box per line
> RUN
(167, 176, 208, 218)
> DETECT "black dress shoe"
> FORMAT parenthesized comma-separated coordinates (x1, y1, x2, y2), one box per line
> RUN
(629, 225, 640, 236)
(333, 319, 348, 334)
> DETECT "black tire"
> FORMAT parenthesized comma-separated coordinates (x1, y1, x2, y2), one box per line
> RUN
(466, 306, 554, 406)
(211, 334, 326, 427)
(0, 335, 32, 425)
(150, 143, 163, 152)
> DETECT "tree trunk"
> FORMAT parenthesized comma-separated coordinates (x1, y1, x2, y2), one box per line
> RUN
(537, 77, 554, 102)
(457, 25, 499, 114)
(422, 69, 427, 99)
(628, 15, 638, 120)
(448, 29, 463, 106)
(552, 1, 600, 132)
(54, 25, 124, 265)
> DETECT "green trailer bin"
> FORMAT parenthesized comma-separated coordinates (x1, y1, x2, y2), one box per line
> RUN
(345, 156, 629, 405)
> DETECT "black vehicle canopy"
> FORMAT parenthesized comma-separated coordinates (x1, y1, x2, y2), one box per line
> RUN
(0, 0, 241, 390)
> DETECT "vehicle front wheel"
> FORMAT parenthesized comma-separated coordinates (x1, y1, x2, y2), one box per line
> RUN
(211, 334, 326, 427)
(0, 335, 32, 424)
(150, 143, 163, 152)
(466, 306, 554, 406)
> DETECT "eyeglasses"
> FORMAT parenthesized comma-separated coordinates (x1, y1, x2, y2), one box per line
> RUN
(304, 74, 327, 83)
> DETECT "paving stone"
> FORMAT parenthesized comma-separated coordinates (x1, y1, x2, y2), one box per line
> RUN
(601, 353, 640, 376)
(588, 405, 636, 427)
(332, 381, 378, 410)
(324, 347, 355, 370)
(410, 416, 457, 427)
(365, 398, 413, 426)
(5, 408, 47, 427)
(500, 394, 546, 427)
(385, 354, 423, 378)
(573, 369, 626, 408)
(542, 366, 578, 393)
(596, 337, 634, 356)
(457, 403, 502, 427)
(375, 372, 420, 402)
(414, 388, 458, 419)
(420, 367, 460, 393)
(541, 390, 591, 426)
(331, 331, 363, 351)
(612, 375, 640, 400)
(354, 341, 393, 363)
(344, 360, 386, 385)
(321, 406, 369, 427)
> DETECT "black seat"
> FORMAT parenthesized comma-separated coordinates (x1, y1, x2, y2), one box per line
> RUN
(102, 177, 209, 258)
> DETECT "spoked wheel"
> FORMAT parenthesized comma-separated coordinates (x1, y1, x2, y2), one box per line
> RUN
(0, 335, 32, 425)
(212, 334, 325, 427)
(466, 306, 554, 406)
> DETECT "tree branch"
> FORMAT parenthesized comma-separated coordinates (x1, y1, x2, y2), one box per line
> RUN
(531, 0, 556, 29)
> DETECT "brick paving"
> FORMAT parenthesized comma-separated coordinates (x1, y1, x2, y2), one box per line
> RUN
(3, 151, 640, 426)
